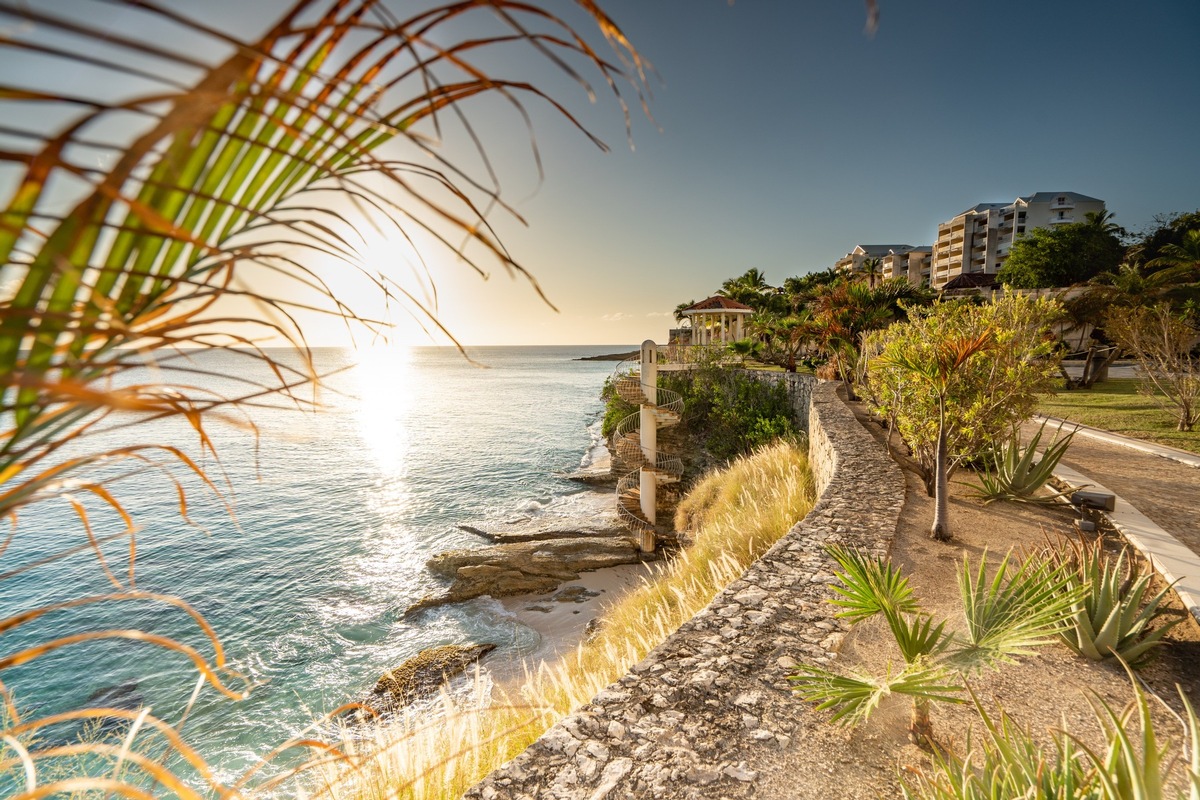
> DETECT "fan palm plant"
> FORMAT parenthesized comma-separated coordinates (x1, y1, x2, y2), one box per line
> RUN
(0, 1, 648, 795)
(789, 545, 1079, 749)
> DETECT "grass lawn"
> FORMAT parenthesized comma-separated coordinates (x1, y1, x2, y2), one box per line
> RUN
(1037, 378, 1200, 455)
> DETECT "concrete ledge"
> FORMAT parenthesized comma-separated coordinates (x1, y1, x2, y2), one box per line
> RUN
(467, 378, 904, 799)
(1054, 463, 1200, 624)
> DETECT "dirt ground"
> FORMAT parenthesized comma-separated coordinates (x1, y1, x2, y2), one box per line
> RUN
(751, 403, 1200, 799)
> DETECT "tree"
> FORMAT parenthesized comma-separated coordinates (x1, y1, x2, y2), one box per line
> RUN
(877, 331, 994, 540)
(997, 222, 1124, 289)
(0, 1, 648, 794)
(790, 546, 1078, 747)
(751, 310, 817, 372)
(1083, 209, 1125, 237)
(1146, 229, 1200, 286)
(1105, 305, 1200, 432)
(1128, 210, 1200, 268)
(717, 268, 772, 307)
(809, 278, 931, 398)
(864, 295, 1064, 503)
(861, 256, 883, 289)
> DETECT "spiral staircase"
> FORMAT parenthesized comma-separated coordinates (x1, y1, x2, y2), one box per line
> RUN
(610, 355, 683, 545)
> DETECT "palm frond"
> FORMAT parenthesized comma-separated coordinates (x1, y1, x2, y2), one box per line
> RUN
(826, 544, 919, 623)
(0, 2, 650, 796)
(789, 662, 963, 728)
(949, 549, 1081, 671)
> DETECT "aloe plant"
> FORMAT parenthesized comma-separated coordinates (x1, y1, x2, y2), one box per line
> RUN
(789, 545, 1080, 749)
(1050, 536, 1180, 664)
(972, 420, 1076, 504)
(901, 665, 1200, 800)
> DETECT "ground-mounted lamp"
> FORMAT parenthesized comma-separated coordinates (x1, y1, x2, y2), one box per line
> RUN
(1069, 490, 1116, 532)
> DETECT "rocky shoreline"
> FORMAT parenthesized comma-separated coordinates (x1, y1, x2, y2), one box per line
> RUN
(405, 512, 655, 615)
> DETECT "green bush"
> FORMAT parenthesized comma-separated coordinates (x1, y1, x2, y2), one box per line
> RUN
(660, 365, 796, 460)
(599, 375, 637, 439)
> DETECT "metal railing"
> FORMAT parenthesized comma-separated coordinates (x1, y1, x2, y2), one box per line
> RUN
(615, 469, 654, 534)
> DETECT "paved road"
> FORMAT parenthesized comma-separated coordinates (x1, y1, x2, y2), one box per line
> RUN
(1023, 420, 1200, 558)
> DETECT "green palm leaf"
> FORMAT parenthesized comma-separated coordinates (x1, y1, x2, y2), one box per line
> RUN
(826, 544, 920, 623)
(789, 662, 963, 728)
(950, 549, 1081, 672)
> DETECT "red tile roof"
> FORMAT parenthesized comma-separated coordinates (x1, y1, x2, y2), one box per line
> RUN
(682, 296, 754, 312)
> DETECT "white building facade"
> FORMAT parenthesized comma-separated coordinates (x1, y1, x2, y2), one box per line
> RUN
(930, 191, 1105, 288)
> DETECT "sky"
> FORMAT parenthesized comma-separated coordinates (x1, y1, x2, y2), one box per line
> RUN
(3, 1, 1199, 348)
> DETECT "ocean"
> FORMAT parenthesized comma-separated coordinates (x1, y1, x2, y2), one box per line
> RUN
(0, 345, 630, 784)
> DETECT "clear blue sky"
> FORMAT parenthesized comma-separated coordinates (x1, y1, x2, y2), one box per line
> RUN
(3, 1, 1198, 346)
(378, 0, 1200, 345)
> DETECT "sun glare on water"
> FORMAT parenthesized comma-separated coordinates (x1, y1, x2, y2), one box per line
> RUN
(348, 344, 417, 482)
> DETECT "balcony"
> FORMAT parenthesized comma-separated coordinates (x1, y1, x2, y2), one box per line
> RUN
(1050, 197, 1074, 210)
(1049, 216, 1075, 224)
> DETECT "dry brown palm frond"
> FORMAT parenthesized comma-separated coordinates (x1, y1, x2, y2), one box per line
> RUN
(1, 1, 650, 795)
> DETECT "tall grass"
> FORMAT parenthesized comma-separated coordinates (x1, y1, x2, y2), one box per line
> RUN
(308, 440, 815, 799)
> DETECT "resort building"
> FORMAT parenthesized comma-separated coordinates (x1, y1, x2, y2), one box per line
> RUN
(836, 244, 906, 276)
(930, 191, 1105, 288)
(882, 246, 932, 286)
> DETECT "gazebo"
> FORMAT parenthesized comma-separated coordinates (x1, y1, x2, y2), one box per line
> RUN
(680, 296, 754, 345)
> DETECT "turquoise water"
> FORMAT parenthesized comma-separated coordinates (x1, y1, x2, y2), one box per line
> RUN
(0, 345, 629, 784)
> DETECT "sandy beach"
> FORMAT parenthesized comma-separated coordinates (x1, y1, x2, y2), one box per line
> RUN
(499, 559, 662, 667)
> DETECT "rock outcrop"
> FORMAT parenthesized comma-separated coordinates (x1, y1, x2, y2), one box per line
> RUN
(355, 643, 497, 719)
(458, 521, 627, 544)
(407, 536, 654, 615)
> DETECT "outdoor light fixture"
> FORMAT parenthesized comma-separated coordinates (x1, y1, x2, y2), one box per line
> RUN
(1069, 490, 1116, 531)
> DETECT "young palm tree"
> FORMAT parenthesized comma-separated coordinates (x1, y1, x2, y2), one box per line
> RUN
(1146, 229, 1200, 285)
(861, 256, 883, 289)
(877, 332, 994, 540)
(0, 1, 648, 794)
(790, 545, 1079, 749)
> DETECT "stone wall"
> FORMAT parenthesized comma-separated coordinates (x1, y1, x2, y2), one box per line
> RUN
(466, 379, 904, 800)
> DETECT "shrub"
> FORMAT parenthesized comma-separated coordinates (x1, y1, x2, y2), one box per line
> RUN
(864, 294, 1065, 496)
(1105, 304, 1200, 432)
(660, 365, 795, 460)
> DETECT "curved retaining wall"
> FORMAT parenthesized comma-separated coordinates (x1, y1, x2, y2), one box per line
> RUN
(467, 378, 904, 799)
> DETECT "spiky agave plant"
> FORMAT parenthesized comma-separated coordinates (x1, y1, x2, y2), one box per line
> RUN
(900, 663, 1200, 800)
(0, 1, 648, 795)
(971, 420, 1077, 504)
(1048, 535, 1180, 664)
(789, 545, 1080, 749)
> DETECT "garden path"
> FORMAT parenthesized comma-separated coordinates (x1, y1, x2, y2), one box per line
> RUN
(1022, 419, 1200, 556)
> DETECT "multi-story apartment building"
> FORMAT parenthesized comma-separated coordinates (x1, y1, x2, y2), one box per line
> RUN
(930, 192, 1105, 288)
(834, 244, 932, 286)
(882, 246, 932, 286)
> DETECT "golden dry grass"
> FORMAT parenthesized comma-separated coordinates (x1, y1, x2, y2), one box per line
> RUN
(308, 440, 814, 800)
